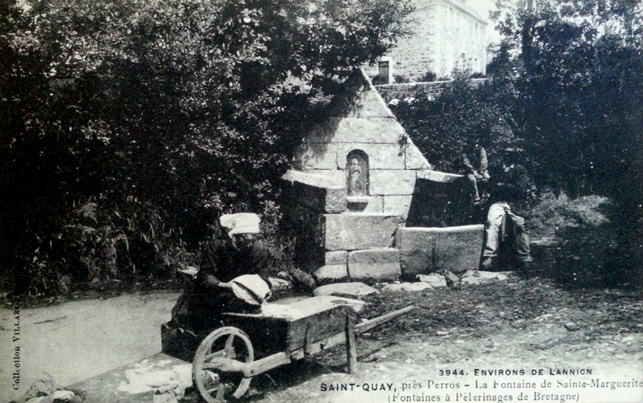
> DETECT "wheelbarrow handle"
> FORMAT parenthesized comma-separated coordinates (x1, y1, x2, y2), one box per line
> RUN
(354, 305, 417, 335)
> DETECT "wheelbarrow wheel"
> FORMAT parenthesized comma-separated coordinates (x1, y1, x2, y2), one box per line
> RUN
(192, 326, 255, 402)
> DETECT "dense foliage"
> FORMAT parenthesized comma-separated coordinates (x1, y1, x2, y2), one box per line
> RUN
(494, 0, 642, 201)
(395, 0, 642, 195)
(0, 0, 412, 295)
(389, 75, 518, 173)
(391, 0, 642, 287)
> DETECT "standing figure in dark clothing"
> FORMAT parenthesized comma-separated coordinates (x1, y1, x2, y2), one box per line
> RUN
(481, 148, 533, 271)
(170, 213, 271, 334)
(461, 143, 490, 204)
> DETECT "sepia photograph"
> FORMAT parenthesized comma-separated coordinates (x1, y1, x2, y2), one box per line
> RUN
(1, 0, 642, 402)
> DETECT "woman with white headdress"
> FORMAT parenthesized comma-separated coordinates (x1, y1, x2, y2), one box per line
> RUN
(170, 213, 272, 333)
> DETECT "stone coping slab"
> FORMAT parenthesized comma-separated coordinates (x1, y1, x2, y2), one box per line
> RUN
(282, 169, 343, 189)
(416, 170, 464, 183)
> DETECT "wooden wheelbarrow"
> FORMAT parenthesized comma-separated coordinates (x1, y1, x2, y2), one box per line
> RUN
(191, 296, 416, 402)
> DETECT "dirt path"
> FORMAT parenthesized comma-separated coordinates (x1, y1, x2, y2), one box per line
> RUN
(0, 291, 179, 402)
(242, 276, 643, 403)
(1, 276, 641, 403)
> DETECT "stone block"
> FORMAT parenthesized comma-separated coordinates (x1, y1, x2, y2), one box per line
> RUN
(336, 143, 405, 170)
(396, 229, 437, 277)
(460, 270, 511, 285)
(436, 225, 485, 274)
(282, 169, 343, 188)
(349, 263, 401, 284)
(293, 142, 338, 170)
(417, 273, 447, 288)
(298, 169, 345, 191)
(404, 142, 433, 170)
(382, 282, 434, 293)
(396, 225, 484, 276)
(281, 170, 347, 214)
(70, 351, 191, 402)
(325, 251, 348, 265)
(369, 170, 417, 195)
(348, 248, 400, 263)
(382, 195, 414, 218)
(308, 117, 405, 144)
(313, 282, 379, 297)
(416, 170, 463, 183)
(348, 248, 401, 284)
(322, 213, 404, 251)
(313, 265, 349, 284)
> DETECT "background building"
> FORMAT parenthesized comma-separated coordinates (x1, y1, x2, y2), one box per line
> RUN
(368, 0, 488, 83)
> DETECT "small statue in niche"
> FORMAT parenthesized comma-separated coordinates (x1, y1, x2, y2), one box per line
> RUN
(347, 156, 367, 196)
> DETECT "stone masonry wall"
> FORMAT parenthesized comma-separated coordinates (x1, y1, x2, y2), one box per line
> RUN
(396, 224, 484, 277)
(364, 0, 487, 82)
(386, 1, 438, 81)
(283, 70, 485, 285)
(292, 70, 432, 220)
(376, 79, 487, 104)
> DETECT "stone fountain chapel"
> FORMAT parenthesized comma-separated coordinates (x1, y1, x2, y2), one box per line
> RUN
(281, 70, 484, 284)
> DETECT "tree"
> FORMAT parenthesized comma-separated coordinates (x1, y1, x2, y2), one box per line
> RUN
(0, 0, 412, 294)
(390, 71, 518, 173)
(491, 0, 643, 287)
(492, 0, 643, 199)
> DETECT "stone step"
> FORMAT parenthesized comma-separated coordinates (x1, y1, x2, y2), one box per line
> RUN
(348, 248, 401, 283)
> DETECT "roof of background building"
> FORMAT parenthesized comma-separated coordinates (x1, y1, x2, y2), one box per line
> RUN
(412, 0, 488, 25)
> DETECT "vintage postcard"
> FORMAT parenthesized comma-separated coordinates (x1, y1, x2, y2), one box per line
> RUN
(1, 0, 641, 402)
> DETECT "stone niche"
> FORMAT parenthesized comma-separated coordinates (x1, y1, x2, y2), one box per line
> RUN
(346, 149, 369, 196)
(345, 149, 371, 212)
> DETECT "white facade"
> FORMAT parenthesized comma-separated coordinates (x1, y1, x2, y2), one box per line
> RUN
(368, 0, 488, 82)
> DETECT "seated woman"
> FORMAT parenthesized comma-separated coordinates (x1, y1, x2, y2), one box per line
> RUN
(170, 213, 272, 334)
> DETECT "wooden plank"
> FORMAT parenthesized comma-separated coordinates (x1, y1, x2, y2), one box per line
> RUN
(285, 304, 352, 353)
(345, 315, 358, 374)
(289, 331, 347, 361)
(224, 298, 356, 357)
(244, 352, 291, 377)
(226, 296, 357, 321)
(354, 305, 416, 335)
